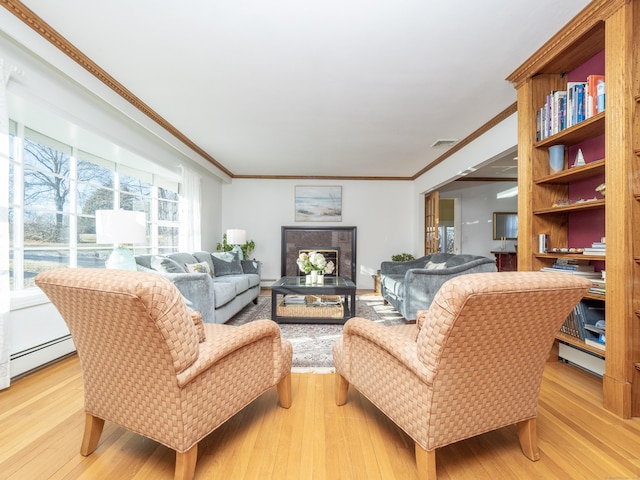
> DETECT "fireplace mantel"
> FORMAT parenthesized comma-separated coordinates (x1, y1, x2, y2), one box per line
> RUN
(281, 226, 357, 283)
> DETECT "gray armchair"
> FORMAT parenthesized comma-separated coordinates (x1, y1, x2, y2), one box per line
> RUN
(380, 253, 497, 320)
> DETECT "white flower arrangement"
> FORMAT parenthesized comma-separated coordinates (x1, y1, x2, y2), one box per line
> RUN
(296, 251, 335, 275)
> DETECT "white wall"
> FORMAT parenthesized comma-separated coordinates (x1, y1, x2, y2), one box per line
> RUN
(221, 179, 414, 288)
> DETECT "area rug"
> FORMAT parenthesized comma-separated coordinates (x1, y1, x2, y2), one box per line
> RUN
(228, 295, 407, 373)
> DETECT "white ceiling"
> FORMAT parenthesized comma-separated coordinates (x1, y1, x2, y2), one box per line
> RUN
(18, 0, 590, 178)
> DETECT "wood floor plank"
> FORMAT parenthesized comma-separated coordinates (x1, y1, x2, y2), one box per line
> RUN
(1, 356, 640, 479)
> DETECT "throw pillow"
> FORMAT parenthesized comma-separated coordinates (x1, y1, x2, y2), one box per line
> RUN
(185, 261, 212, 275)
(211, 251, 244, 276)
(151, 255, 187, 274)
(425, 261, 447, 270)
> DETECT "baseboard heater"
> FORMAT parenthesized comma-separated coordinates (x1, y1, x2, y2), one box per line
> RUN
(558, 341, 605, 377)
(10, 334, 76, 379)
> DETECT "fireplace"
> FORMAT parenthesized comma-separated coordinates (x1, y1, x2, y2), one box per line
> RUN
(281, 226, 357, 283)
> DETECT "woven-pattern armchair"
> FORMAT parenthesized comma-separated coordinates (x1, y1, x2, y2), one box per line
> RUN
(35, 268, 292, 480)
(333, 271, 590, 479)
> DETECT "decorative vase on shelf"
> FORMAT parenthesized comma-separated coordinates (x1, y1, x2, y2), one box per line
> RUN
(317, 273, 324, 285)
(549, 145, 565, 173)
(305, 274, 313, 285)
(310, 270, 318, 284)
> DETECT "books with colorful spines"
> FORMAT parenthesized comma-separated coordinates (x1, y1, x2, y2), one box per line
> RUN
(566, 81, 587, 127)
(596, 78, 605, 113)
(560, 308, 582, 339)
(586, 74, 605, 118)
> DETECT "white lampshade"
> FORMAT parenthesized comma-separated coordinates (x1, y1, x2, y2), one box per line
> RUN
(96, 210, 147, 245)
(226, 229, 246, 245)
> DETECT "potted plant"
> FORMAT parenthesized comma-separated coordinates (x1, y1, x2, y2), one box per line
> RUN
(391, 253, 415, 262)
(216, 233, 256, 260)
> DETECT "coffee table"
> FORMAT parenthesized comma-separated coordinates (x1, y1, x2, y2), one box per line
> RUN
(270, 276, 356, 324)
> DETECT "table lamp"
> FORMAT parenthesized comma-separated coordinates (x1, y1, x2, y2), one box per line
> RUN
(96, 209, 146, 270)
(226, 228, 246, 260)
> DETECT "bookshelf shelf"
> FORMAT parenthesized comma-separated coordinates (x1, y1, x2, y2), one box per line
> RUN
(535, 158, 605, 184)
(535, 113, 605, 148)
(557, 332, 605, 357)
(533, 199, 605, 215)
(535, 253, 605, 261)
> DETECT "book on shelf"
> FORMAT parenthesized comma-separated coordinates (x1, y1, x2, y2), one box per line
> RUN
(589, 278, 605, 295)
(560, 300, 604, 343)
(540, 267, 602, 278)
(586, 74, 605, 118)
(584, 320, 606, 351)
(551, 263, 595, 272)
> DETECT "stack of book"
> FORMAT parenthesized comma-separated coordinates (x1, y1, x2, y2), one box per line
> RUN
(560, 300, 606, 351)
(590, 278, 606, 296)
(583, 241, 606, 256)
(541, 258, 601, 278)
(284, 295, 306, 305)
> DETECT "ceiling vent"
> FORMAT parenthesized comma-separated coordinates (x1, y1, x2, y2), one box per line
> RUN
(430, 139, 458, 148)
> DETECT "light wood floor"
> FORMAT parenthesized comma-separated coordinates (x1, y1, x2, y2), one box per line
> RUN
(1, 355, 639, 479)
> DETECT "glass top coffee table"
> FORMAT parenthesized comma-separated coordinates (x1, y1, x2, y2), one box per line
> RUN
(270, 276, 356, 324)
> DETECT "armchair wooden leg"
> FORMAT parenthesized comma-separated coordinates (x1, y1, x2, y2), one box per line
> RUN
(175, 444, 197, 480)
(415, 443, 437, 480)
(517, 418, 540, 461)
(334, 373, 349, 406)
(80, 413, 105, 456)
(277, 373, 292, 409)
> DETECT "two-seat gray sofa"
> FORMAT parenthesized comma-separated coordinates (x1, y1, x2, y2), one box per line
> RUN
(135, 251, 260, 324)
(380, 252, 497, 320)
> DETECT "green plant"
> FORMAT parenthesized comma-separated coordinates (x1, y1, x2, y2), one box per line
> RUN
(391, 253, 415, 262)
(216, 233, 256, 259)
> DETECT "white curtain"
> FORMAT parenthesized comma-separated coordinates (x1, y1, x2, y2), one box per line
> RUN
(0, 59, 20, 389)
(179, 166, 202, 252)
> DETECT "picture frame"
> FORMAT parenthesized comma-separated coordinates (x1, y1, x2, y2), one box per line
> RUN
(294, 186, 342, 222)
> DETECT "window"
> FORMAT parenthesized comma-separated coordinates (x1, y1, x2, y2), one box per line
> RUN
(8, 121, 181, 290)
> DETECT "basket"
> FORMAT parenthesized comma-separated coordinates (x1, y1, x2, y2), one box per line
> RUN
(277, 295, 344, 319)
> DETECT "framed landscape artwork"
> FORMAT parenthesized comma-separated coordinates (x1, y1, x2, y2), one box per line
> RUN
(295, 186, 342, 222)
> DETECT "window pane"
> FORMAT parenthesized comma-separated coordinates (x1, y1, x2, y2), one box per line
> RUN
(78, 183, 114, 215)
(77, 248, 111, 268)
(120, 192, 149, 214)
(120, 172, 151, 197)
(78, 157, 114, 186)
(159, 187, 178, 202)
(158, 226, 179, 247)
(23, 211, 70, 245)
(158, 199, 179, 222)
(23, 250, 70, 288)
(24, 172, 70, 213)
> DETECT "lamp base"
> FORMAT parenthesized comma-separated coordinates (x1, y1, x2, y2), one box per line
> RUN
(231, 245, 244, 260)
(105, 246, 137, 270)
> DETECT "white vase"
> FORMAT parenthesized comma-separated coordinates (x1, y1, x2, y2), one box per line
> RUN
(317, 273, 324, 285)
(310, 270, 318, 284)
(305, 274, 313, 285)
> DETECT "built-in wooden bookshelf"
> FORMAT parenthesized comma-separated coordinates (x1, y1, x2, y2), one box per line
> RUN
(507, 0, 640, 418)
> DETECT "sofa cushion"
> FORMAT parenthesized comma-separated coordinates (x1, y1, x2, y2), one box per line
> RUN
(216, 275, 250, 295)
(211, 252, 244, 276)
(192, 251, 215, 276)
(425, 261, 447, 270)
(168, 252, 200, 270)
(381, 274, 404, 297)
(185, 261, 211, 275)
(211, 280, 237, 308)
(151, 255, 187, 274)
